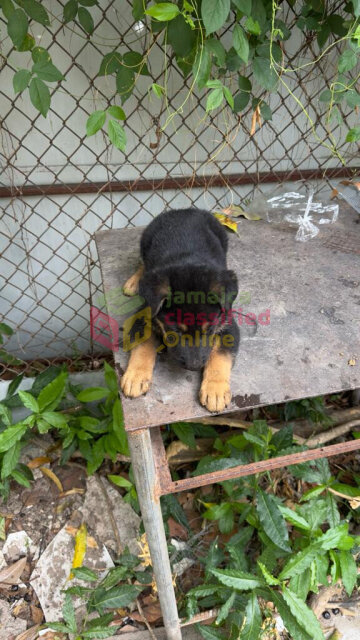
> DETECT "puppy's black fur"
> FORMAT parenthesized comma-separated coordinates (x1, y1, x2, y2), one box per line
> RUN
(131, 208, 240, 370)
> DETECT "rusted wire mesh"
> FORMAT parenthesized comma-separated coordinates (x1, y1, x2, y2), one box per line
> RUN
(0, 0, 359, 379)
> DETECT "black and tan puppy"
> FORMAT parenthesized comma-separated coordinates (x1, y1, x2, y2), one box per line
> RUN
(121, 208, 240, 412)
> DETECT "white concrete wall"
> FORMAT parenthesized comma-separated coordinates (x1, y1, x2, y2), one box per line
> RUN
(0, 1, 358, 360)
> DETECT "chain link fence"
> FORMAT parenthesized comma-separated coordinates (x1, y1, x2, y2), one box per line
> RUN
(0, 0, 359, 379)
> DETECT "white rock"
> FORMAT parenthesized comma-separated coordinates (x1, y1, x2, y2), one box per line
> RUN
(80, 476, 141, 556)
(3, 531, 37, 563)
(30, 524, 114, 622)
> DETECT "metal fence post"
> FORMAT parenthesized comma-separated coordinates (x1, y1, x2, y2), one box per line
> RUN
(127, 427, 182, 640)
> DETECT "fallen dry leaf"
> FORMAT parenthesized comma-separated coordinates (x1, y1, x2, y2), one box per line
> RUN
(340, 179, 360, 190)
(58, 488, 85, 498)
(168, 517, 188, 540)
(223, 204, 261, 221)
(0, 557, 27, 586)
(328, 487, 360, 509)
(15, 625, 41, 640)
(132, 602, 162, 624)
(330, 188, 339, 200)
(69, 522, 87, 579)
(30, 604, 43, 625)
(39, 466, 63, 492)
(348, 358, 357, 366)
(27, 456, 51, 469)
(213, 213, 238, 233)
(250, 105, 261, 135)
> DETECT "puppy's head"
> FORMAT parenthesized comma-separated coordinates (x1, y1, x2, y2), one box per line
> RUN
(142, 267, 238, 370)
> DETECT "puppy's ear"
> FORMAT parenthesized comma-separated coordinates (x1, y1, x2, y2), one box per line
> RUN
(211, 269, 238, 310)
(139, 271, 169, 316)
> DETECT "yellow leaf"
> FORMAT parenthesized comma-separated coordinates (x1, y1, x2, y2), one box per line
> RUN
(222, 204, 261, 221)
(213, 213, 238, 234)
(69, 523, 87, 579)
(27, 456, 51, 469)
(39, 466, 63, 492)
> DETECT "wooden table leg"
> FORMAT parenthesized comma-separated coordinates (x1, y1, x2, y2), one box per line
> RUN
(127, 428, 182, 640)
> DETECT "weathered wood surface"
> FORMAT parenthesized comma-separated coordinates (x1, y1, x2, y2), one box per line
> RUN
(95, 203, 360, 431)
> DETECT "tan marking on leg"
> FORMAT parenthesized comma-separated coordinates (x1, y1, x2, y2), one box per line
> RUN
(121, 335, 156, 398)
(123, 264, 144, 296)
(199, 347, 233, 412)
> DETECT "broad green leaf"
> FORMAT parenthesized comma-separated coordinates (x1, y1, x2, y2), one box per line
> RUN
(132, 0, 144, 20)
(279, 543, 319, 580)
(108, 474, 132, 489)
(289, 568, 311, 600)
(79, 0, 98, 5)
(233, 24, 249, 63)
(63, 0, 77, 22)
(91, 584, 142, 612)
(196, 625, 225, 640)
(301, 485, 326, 501)
(18, 390, 39, 413)
(47, 623, 71, 634)
(264, 588, 313, 640)
(260, 101, 272, 120)
(171, 422, 196, 449)
(151, 82, 164, 97)
(245, 16, 261, 34)
(215, 590, 236, 625)
(86, 110, 106, 136)
(206, 88, 224, 111)
(193, 44, 211, 90)
(32, 61, 63, 82)
(11, 468, 31, 487)
(325, 491, 340, 528)
(233, 0, 252, 15)
(98, 51, 122, 76)
(0, 0, 15, 19)
(257, 561, 280, 585)
(6, 373, 24, 399)
(0, 423, 27, 453)
(107, 105, 125, 121)
(37, 371, 67, 411)
(345, 90, 360, 108)
(253, 56, 278, 91)
(241, 592, 261, 640)
(20, 0, 50, 25)
(78, 6, 94, 33)
(346, 126, 360, 142)
(145, 3, 180, 21)
(13, 69, 32, 93)
(41, 412, 69, 427)
(0, 323, 14, 335)
(7, 8, 28, 48)
(278, 505, 311, 531)
(339, 550, 357, 596)
(211, 568, 263, 590)
(201, 0, 230, 36)
(282, 587, 324, 640)
(338, 49, 357, 73)
(31, 46, 51, 63)
(77, 387, 110, 402)
(256, 489, 290, 551)
(63, 593, 77, 634)
(206, 38, 226, 66)
(29, 77, 50, 116)
(108, 120, 127, 151)
(352, 0, 360, 16)
(0, 403, 12, 426)
(223, 86, 234, 109)
(72, 566, 98, 582)
(1, 441, 22, 479)
(167, 14, 196, 57)
(331, 482, 360, 497)
(82, 629, 119, 639)
(116, 66, 134, 103)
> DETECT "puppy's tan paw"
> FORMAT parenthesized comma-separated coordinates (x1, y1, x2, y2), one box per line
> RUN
(199, 379, 231, 412)
(121, 367, 152, 397)
(123, 274, 139, 296)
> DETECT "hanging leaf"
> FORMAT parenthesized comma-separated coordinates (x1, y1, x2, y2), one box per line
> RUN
(13, 69, 32, 93)
(32, 61, 63, 82)
(233, 24, 249, 63)
(29, 77, 50, 116)
(253, 56, 278, 91)
(145, 3, 180, 21)
(86, 110, 106, 136)
(98, 51, 122, 76)
(201, 0, 230, 36)
(7, 8, 28, 48)
(20, 0, 50, 25)
(107, 105, 125, 120)
(108, 119, 127, 151)
(63, 0, 78, 22)
(78, 6, 94, 33)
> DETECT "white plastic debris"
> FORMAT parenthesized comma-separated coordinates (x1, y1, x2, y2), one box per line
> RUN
(266, 188, 339, 242)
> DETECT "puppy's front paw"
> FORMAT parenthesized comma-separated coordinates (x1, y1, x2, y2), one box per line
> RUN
(123, 273, 139, 296)
(121, 367, 152, 397)
(199, 378, 231, 412)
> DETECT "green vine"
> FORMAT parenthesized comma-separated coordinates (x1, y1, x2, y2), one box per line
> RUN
(1, 0, 360, 157)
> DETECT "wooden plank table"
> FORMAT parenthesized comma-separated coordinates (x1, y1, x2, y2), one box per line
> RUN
(95, 202, 360, 640)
